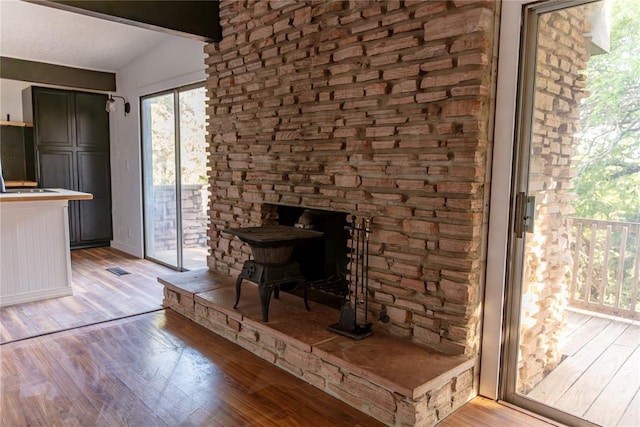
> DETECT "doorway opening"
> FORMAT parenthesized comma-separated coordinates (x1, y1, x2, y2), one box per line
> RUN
(141, 84, 209, 271)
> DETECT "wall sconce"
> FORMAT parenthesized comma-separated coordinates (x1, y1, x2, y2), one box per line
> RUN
(105, 95, 131, 116)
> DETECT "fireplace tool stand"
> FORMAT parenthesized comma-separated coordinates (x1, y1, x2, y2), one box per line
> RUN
(328, 217, 372, 340)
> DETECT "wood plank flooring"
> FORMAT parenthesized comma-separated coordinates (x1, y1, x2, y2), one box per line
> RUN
(528, 310, 640, 426)
(0, 247, 173, 344)
(440, 397, 558, 427)
(1, 308, 555, 427)
(1, 310, 382, 426)
(0, 247, 558, 426)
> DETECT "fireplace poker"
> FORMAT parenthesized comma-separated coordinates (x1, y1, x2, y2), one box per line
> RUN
(345, 216, 354, 302)
(356, 223, 362, 307)
(358, 219, 365, 306)
(351, 215, 358, 307)
(353, 220, 361, 328)
(363, 218, 371, 322)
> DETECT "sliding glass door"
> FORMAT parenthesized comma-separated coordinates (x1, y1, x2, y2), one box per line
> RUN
(503, 1, 640, 425)
(142, 84, 208, 270)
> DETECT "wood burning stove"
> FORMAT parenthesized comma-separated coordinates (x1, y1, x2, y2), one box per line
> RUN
(223, 225, 324, 322)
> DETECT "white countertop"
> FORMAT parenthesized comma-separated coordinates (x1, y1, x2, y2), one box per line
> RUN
(0, 188, 93, 203)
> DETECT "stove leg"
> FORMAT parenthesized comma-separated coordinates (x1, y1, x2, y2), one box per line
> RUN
(303, 283, 310, 311)
(258, 285, 274, 322)
(233, 276, 243, 309)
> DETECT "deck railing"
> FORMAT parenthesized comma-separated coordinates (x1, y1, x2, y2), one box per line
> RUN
(568, 218, 640, 320)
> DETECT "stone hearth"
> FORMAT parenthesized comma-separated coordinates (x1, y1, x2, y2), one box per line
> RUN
(161, 270, 475, 426)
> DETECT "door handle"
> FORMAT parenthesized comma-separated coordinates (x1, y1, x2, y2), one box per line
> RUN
(515, 192, 536, 237)
(524, 195, 536, 234)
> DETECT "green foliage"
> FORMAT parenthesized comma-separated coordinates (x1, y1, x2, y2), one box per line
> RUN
(573, 0, 640, 223)
(147, 93, 175, 186)
(144, 87, 207, 187)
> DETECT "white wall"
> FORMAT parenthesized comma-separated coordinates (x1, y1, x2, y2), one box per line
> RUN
(109, 36, 206, 257)
(0, 79, 36, 122)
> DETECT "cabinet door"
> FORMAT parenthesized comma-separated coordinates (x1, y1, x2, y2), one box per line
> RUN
(33, 89, 74, 148)
(75, 93, 109, 149)
(77, 151, 112, 242)
(38, 150, 75, 190)
(38, 150, 79, 244)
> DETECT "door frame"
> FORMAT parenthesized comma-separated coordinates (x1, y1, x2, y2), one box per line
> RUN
(480, 0, 588, 398)
(480, 0, 532, 399)
(481, 1, 604, 425)
(140, 82, 205, 271)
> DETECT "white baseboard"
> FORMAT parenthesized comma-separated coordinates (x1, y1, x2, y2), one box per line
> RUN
(0, 287, 73, 308)
(110, 240, 143, 258)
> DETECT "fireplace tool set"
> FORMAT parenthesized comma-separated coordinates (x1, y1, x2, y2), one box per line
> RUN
(328, 216, 373, 340)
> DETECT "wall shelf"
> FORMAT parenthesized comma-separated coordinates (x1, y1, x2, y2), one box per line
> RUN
(0, 120, 33, 127)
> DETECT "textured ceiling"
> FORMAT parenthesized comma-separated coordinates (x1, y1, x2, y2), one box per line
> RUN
(0, 0, 176, 72)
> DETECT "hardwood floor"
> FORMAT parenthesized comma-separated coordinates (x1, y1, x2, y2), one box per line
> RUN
(0, 247, 173, 344)
(0, 247, 558, 426)
(440, 397, 559, 427)
(1, 308, 556, 427)
(1, 310, 382, 426)
(528, 310, 640, 426)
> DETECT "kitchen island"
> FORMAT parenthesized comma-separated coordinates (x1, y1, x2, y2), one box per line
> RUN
(0, 189, 92, 307)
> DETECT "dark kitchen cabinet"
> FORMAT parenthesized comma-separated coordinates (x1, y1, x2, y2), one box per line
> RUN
(23, 86, 112, 248)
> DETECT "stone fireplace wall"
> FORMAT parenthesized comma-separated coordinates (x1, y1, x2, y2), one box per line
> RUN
(205, 0, 498, 356)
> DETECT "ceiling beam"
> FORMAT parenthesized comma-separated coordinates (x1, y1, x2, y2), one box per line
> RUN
(28, 1, 221, 43)
(0, 57, 116, 92)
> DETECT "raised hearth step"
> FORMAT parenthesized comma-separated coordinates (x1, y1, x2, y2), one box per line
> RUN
(160, 268, 477, 426)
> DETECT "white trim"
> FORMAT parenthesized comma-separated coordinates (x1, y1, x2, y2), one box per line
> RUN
(110, 240, 143, 258)
(479, 0, 537, 399)
(0, 287, 73, 308)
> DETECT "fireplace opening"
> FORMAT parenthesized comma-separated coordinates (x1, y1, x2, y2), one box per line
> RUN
(272, 205, 349, 309)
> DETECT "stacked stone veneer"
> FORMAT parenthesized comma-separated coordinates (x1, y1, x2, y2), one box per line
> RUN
(205, 0, 499, 357)
(517, 6, 592, 392)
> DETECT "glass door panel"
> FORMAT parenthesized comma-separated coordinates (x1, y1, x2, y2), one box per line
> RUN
(142, 93, 178, 268)
(505, 1, 640, 426)
(179, 87, 208, 270)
